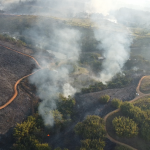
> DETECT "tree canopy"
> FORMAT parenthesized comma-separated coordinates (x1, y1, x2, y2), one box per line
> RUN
(74, 115, 106, 150)
(99, 95, 110, 104)
(112, 116, 138, 138)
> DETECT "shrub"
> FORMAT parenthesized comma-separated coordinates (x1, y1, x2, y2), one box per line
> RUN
(111, 99, 122, 108)
(99, 95, 110, 104)
(112, 116, 138, 138)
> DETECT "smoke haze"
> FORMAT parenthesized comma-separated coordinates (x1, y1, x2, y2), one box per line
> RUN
(2, 0, 150, 125)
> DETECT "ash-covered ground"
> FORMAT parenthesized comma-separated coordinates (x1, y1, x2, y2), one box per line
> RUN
(0, 41, 36, 149)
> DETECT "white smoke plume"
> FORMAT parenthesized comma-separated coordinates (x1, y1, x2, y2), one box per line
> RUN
(3, 0, 150, 125)
(29, 27, 80, 126)
(86, 0, 149, 83)
(63, 83, 76, 98)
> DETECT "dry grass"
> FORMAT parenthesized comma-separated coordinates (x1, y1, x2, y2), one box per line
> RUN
(140, 76, 150, 94)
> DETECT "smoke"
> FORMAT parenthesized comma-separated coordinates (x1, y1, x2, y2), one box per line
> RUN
(63, 83, 76, 98)
(2, 0, 150, 125)
(94, 28, 132, 82)
(86, 0, 150, 83)
(29, 26, 80, 126)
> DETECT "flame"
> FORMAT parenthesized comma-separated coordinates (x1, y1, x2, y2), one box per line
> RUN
(47, 134, 50, 136)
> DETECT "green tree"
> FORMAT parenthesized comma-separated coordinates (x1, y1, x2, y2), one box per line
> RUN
(81, 139, 105, 150)
(13, 115, 51, 150)
(111, 99, 122, 108)
(74, 115, 106, 139)
(112, 116, 138, 138)
(141, 120, 150, 141)
(99, 95, 110, 104)
(120, 102, 134, 116)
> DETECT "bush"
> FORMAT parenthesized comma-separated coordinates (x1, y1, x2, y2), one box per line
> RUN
(99, 95, 110, 104)
(111, 99, 122, 108)
(112, 116, 138, 138)
(13, 114, 51, 150)
(111, 98, 122, 108)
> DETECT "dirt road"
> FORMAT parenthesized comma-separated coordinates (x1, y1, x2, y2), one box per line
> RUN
(104, 76, 150, 150)
(0, 44, 41, 110)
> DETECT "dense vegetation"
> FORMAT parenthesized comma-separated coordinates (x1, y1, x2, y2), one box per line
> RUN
(140, 76, 150, 94)
(74, 115, 106, 150)
(117, 99, 150, 140)
(12, 94, 76, 150)
(112, 116, 138, 138)
(106, 97, 150, 150)
(13, 114, 51, 150)
(111, 99, 122, 109)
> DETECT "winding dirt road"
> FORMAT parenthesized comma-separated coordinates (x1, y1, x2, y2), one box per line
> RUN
(104, 76, 150, 150)
(0, 44, 41, 110)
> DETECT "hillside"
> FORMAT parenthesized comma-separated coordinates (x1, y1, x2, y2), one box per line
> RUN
(0, 41, 37, 149)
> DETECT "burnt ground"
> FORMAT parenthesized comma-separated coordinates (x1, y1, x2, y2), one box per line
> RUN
(0, 40, 145, 150)
(47, 82, 141, 150)
(0, 41, 37, 149)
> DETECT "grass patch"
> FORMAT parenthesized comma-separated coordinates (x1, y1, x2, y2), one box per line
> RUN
(106, 110, 150, 150)
(140, 76, 150, 94)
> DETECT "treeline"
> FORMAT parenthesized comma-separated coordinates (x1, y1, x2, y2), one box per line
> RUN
(81, 73, 132, 94)
(112, 97, 150, 141)
(12, 95, 76, 150)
